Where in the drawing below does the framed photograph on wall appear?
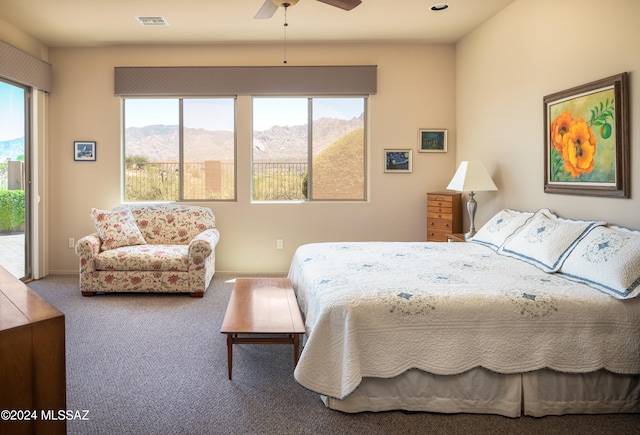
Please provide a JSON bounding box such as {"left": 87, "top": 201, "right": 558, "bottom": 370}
{"left": 418, "top": 129, "right": 447, "bottom": 153}
{"left": 74, "top": 141, "right": 96, "bottom": 161}
{"left": 384, "top": 149, "right": 412, "bottom": 173}
{"left": 544, "top": 72, "right": 629, "bottom": 198}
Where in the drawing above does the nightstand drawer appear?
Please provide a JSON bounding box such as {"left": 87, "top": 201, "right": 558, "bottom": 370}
{"left": 427, "top": 211, "right": 453, "bottom": 220}
{"left": 427, "top": 229, "right": 449, "bottom": 242}
{"left": 427, "top": 203, "right": 453, "bottom": 213}
{"left": 427, "top": 199, "right": 453, "bottom": 209}
{"left": 427, "top": 194, "right": 453, "bottom": 203}
{"left": 427, "top": 218, "right": 455, "bottom": 230}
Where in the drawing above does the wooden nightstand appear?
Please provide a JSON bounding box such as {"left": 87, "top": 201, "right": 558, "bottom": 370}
{"left": 426, "top": 191, "right": 462, "bottom": 242}
{"left": 446, "top": 233, "right": 466, "bottom": 242}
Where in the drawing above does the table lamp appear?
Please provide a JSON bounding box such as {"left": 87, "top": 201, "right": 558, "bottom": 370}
{"left": 446, "top": 161, "right": 498, "bottom": 240}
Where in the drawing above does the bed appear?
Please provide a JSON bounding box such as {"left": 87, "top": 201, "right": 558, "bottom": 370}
{"left": 287, "top": 208, "right": 640, "bottom": 417}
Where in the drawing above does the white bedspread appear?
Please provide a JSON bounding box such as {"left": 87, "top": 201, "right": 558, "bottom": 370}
{"left": 287, "top": 242, "right": 640, "bottom": 400}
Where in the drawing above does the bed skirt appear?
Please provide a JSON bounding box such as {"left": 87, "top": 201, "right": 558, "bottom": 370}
{"left": 321, "top": 368, "right": 640, "bottom": 417}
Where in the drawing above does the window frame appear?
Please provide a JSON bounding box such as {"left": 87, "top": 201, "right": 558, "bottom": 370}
{"left": 121, "top": 96, "right": 237, "bottom": 202}
{"left": 250, "top": 95, "right": 368, "bottom": 203}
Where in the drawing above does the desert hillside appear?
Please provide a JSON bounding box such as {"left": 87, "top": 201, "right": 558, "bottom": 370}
{"left": 125, "top": 114, "right": 364, "bottom": 163}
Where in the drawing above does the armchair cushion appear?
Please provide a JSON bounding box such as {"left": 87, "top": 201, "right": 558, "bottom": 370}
{"left": 90, "top": 208, "right": 147, "bottom": 251}
{"left": 94, "top": 245, "right": 189, "bottom": 272}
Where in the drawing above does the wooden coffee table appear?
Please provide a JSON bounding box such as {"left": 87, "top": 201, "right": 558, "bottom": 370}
{"left": 220, "top": 278, "right": 305, "bottom": 380}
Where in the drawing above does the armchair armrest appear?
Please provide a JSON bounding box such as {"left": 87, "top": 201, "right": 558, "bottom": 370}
{"left": 75, "top": 233, "right": 101, "bottom": 274}
{"left": 188, "top": 228, "right": 220, "bottom": 294}
{"left": 75, "top": 233, "right": 101, "bottom": 258}
{"left": 188, "top": 228, "right": 220, "bottom": 260}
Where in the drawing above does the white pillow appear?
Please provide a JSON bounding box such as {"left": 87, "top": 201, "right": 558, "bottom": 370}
{"left": 470, "top": 208, "right": 535, "bottom": 250}
{"left": 90, "top": 208, "right": 147, "bottom": 251}
{"left": 559, "top": 225, "right": 640, "bottom": 299}
{"left": 498, "top": 209, "right": 605, "bottom": 272}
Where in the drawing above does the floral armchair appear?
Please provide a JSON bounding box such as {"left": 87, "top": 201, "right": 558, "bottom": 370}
{"left": 75, "top": 204, "right": 220, "bottom": 297}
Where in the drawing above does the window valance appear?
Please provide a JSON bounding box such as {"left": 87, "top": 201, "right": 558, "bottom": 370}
{"left": 114, "top": 65, "right": 376, "bottom": 96}
{"left": 0, "top": 40, "right": 52, "bottom": 92}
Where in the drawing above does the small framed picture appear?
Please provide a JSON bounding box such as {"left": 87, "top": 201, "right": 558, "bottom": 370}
{"left": 384, "top": 149, "right": 412, "bottom": 173}
{"left": 418, "top": 129, "right": 447, "bottom": 153}
{"left": 74, "top": 141, "right": 96, "bottom": 161}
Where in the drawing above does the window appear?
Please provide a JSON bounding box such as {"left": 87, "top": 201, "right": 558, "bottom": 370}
{"left": 252, "top": 97, "right": 366, "bottom": 201}
{"left": 0, "top": 78, "right": 30, "bottom": 279}
{"left": 123, "top": 98, "right": 235, "bottom": 201}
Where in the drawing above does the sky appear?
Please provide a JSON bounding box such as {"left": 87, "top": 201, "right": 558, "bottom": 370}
{"left": 0, "top": 81, "right": 25, "bottom": 141}
{"left": 253, "top": 97, "right": 364, "bottom": 130}
{"left": 124, "top": 97, "right": 364, "bottom": 131}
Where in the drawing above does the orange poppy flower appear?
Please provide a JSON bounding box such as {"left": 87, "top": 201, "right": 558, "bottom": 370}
{"left": 550, "top": 111, "right": 573, "bottom": 153}
{"left": 561, "top": 119, "right": 597, "bottom": 177}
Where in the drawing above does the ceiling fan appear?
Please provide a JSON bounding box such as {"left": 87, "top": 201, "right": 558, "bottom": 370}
{"left": 254, "top": 0, "right": 362, "bottom": 20}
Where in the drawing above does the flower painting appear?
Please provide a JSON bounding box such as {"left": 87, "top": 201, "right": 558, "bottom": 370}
{"left": 544, "top": 73, "right": 629, "bottom": 198}
{"left": 549, "top": 91, "right": 612, "bottom": 181}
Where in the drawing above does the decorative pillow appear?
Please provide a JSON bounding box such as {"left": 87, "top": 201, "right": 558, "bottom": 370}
{"left": 90, "top": 208, "right": 147, "bottom": 251}
{"left": 559, "top": 225, "right": 640, "bottom": 299}
{"left": 498, "top": 209, "right": 605, "bottom": 272}
{"left": 470, "top": 208, "right": 536, "bottom": 250}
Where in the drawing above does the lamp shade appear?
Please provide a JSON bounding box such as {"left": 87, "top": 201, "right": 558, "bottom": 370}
{"left": 446, "top": 161, "right": 497, "bottom": 192}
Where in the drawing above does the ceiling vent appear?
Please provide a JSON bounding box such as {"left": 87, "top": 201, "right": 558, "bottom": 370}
{"left": 136, "top": 16, "right": 169, "bottom": 26}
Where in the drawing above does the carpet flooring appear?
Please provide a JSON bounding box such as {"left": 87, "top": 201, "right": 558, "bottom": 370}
{"left": 27, "top": 274, "right": 640, "bottom": 435}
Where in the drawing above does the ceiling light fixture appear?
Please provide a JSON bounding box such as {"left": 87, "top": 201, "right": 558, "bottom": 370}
{"left": 273, "top": 0, "right": 299, "bottom": 6}
{"left": 280, "top": 2, "right": 298, "bottom": 64}
{"left": 429, "top": 3, "right": 449, "bottom": 12}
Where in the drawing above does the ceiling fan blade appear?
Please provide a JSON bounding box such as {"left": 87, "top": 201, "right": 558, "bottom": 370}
{"left": 316, "top": 0, "right": 362, "bottom": 11}
{"left": 254, "top": 0, "right": 279, "bottom": 19}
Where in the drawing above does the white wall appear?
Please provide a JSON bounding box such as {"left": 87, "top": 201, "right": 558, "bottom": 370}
{"left": 47, "top": 42, "right": 458, "bottom": 274}
{"left": 456, "top": 0, "right": 640, "bottom": 229}
{"left": 0, "top": 17, "right": 48, "bottom": 60}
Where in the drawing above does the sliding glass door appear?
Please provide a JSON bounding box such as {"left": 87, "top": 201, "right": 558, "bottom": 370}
{"left": 0, "top": 79, "right": 30, "bottom": 280}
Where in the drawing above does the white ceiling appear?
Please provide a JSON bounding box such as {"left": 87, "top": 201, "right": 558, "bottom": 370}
{"left": 0, "top": 0, "right": 515, "bottom": 47}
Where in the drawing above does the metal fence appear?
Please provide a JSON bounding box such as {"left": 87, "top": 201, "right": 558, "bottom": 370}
{"left": 124, "top": 162, "right": 308, "bottom": 201}
{"left": 0, "top": 165, "right": 6, "bottom": 191}
{"left": 252, "top": 162, "right": 307, "bottom": 200}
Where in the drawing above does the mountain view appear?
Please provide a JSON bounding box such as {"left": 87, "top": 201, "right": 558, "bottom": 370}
{"left": 125, "top": 114, "right": 364, "bottom": 163}
{"left": 0, "top": 137, "right": 25, "bottom": 161}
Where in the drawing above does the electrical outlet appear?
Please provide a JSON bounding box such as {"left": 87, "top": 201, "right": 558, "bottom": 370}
{"left": 276, "top": 239, "right": 284, "bottom": 250}
{"left": 68, "top": 238, "right": 75, "bottom": 249}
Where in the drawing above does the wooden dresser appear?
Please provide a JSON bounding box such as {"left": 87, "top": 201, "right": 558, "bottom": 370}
{"left": 0, "top": 266, "right": 66, "bottom": 435}
{"left": 426, "top": 191, "right": 462, "bottom": 242}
